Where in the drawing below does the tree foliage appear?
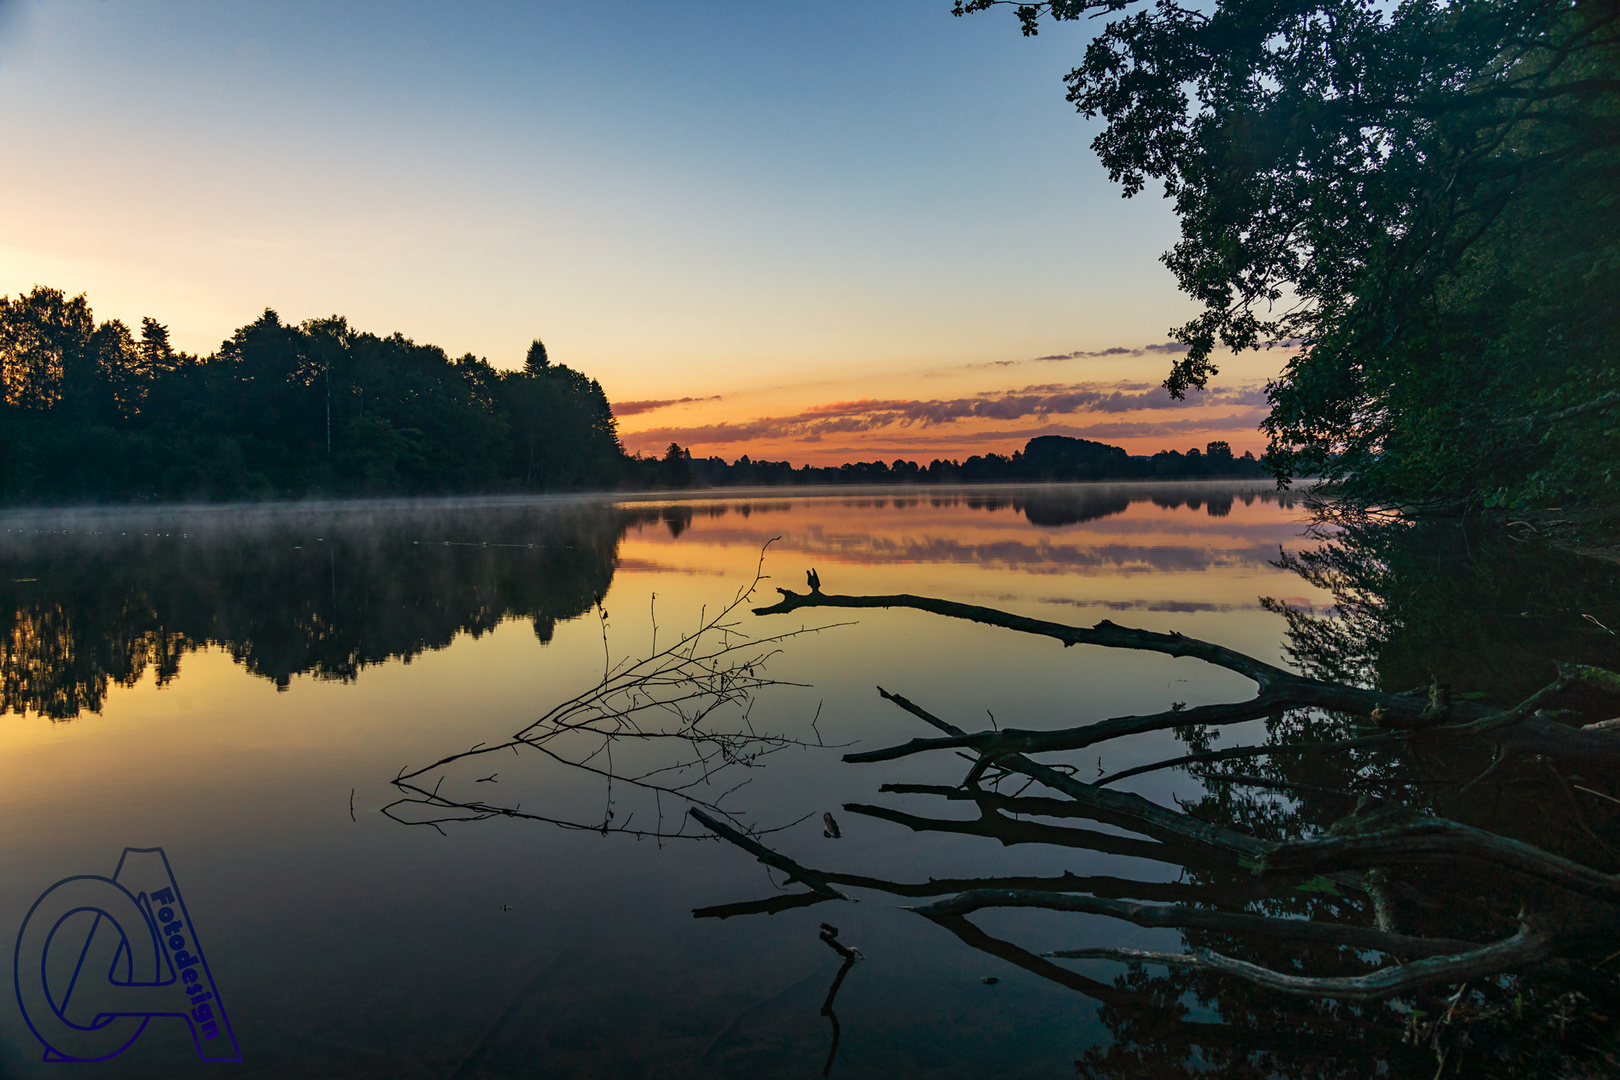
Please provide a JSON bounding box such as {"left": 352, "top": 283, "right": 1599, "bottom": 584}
{"left": 687, "top": 436, "right": 1265, "bottom": 486}
{"left": 0, "top": 288, "right": 624, "bottom": 500}
{"left": 959, "top": 0, "right": 1620, "bottom": 509}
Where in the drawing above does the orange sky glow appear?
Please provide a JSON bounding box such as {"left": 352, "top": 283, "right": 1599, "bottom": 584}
{"left": 0, "top": 2, "right": 1291, "bottom": 470}
{"left": 611, "top": 344, "right": 1289, "bottom": 466}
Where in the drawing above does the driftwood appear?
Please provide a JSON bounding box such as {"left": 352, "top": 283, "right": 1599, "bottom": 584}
{"left": 754, "top": 586, "right": 1620, "bottom": 768}
{"left": 680, "top": 576, "right": 1620, "bottom": 1008}
{"left": 1043, "top": 921, "right": 1552, "bottom": 1002}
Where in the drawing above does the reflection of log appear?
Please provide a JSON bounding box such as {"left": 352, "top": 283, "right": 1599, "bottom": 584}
{"left": 873, "top": 687, "right": 1272, "bottom": 858}
{"left": 1095, "top": 730, "right": 1413, "bottom": 787}
{"left": 844, "top": 692, "right": 1297, "bottom": 763}
{"left": 926, "top": 912, "right": 1352, "bottom": 1057}
{"left": 688, "top": 807, "right": 848, "bottom": 899}
{"left": 1261, "top": 818, "right": 1620, "bottom": 903}
{"left": 692, "top": 864, "right": 1269, "bottom": 920}
{"left": 845, "top": 801, "right": 1223, "bottom": 867}
{"left": 689, "top": 761, "right": 1568, "bottom": 1005}
{"left": 913, "top": 889, "right": 1482, "bottom": 957}
{"left": 684, "top": 579, "right": 1620, "bottom": 1017}
{"left": 1050, "top": 921, "right": 1551, "bottom": 1002}
{"left": 694, "top": 892, "right": 834, "bottom": 920}
{"left": 920, "top": 912, "right": 1162, "bottom": 1008}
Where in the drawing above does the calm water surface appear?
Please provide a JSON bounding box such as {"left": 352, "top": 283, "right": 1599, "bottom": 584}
{"left": 1, "top": 482, "right": 1324, "bottom": 1078}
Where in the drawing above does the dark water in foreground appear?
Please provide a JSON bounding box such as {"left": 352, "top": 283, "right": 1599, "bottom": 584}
{"left": 3, "top": 482, "right": 1617, "bottom": 1078}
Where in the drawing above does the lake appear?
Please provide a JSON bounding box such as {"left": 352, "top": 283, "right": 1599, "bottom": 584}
{"left": 5, "top": 481, "right": 1609, "bottom": 1078}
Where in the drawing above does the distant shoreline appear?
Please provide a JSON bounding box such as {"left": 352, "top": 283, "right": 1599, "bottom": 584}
{"left": 0, "top": 476, "right": 1296, "bottom": 522}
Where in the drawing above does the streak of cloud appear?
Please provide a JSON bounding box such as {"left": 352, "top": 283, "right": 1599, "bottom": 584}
{"left": 623, "top": 383, "right": 1268, "bottom": 447}
{"left": 1034, "top": 341, "right": 1192, "bottom": 362}
{"left": 612, "top": 395, "right": 722, "bottom": 417}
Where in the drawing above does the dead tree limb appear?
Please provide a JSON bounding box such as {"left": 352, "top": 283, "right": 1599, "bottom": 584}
{"left": 872, "top": 687, "right": 1273, "bottom": 858}
{"left": 754, "top": 588, "right": 1620, "bottom": 768}
{"left": 755, "top": 589, "right": 1296, "bottom": 688}
{"left": 843, "top": 800, "right": 1227, "bottom": 866}
{"left": 1095, "top": 731, "right": 1414, "bottom": 787}
{"left": 1047, "top": 922, "right": 1553, "bottom": 1002}
{"left": 1260, "top": 818, "right": 1620, "bottom": 904}
{"left": 687, "top": 807, "right": 848, "bottom": 899}
{"left": 844, "top": 690, "right": 1300, "bottom": 764}
{"left": 694, "top": 866, "right": 1273, "bottom": 920}
{"left": 911, "top": 889, "right": 1482, "bottom": 956}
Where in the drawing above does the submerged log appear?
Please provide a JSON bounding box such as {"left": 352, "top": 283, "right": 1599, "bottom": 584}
{"left": 704, "top": 579, "right": 1620, "bottom": 1005}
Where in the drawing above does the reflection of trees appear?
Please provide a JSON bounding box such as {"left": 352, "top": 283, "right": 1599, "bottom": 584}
{"left": 374, "top": 520, "right": 1620, "bottom": 1075}
{"left": 942, "top": 482, "right": 1293, "bottom": 528}
{"left": 1264, "top": 508, "right": 1620, "bottom": 703}
{"left": 0, "top": 502, "right": 660, "bottom": 719}
{"left": 677, "top": 567, "right": 1620, "bottom": 1078}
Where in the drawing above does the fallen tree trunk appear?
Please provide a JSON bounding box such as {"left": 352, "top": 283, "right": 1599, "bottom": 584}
{"left": 686, "top": 578, "right": 1620, "bottom": 1007}
{"left": 756, "top": 587, "right": 1620, "bottom": 768}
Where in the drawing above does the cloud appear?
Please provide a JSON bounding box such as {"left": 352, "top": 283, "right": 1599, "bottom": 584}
{"left": 623, "top": 382, "right": 1268, "bottom": 448}
{"left": 612, "top": 395, "right": 722, "bottom": 417}
{"left": 990, "top": 341, "right": 1194, "bottom": 367}
{"left": 826, "top": 407, "right": 1271, "bottom": 447}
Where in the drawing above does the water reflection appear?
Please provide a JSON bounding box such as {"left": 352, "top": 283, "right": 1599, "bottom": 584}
{"left": 4, "top": 482, "right": 1428, "bottom": 1079}
{"left": 0, "top": 483, "right": 1292, "bottom": 720}
{"left": 676, "top": 523, "right": 1620, "bottom": 1078}
{"left": 0, "top": 501, "right": 664, "bottom": 719}
{"left": 379, "top": 498, "right": 1617, "bottom": 1079}
{"left": 1267, "top": 509, "right": 1620, "bottom": 702}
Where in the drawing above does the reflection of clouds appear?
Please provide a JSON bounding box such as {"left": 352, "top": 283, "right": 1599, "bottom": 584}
{"left": 621, "top": 485, "right": 1302, "bottom": 552}
{"left": 619, "top": 483, "right": 1297, "bottom": 530}
{"left": 617, "top": 485, "right": 1308, "bottom": 576}
{"left": 649, "top": 526, "right": 1282, "bottom": 576}
{"left": 613, "top": 558, "right": 728, "bottom": 576}
{"left": 612, "top": 485, "right": 1308, "bottom": 579}
{"left": 1040, "top": 597, "right": 1262, "bottom": 613}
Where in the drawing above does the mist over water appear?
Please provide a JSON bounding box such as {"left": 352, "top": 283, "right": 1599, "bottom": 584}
{"left": 0, "top": 481, "right": 1348, "bottom": 1077}
{"left": 1, "top": 483, "right": 1297, "bottom": 720}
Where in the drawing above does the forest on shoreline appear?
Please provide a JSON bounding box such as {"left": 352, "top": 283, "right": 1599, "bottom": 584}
{"left": 6, "top": 0, "right": 1615, "bottom": 516}
{"left": 0, "top": 288, "right": 623, "bottom": 503}
{"left": 0, "top": 287, "right": 1264, "bottom": 505}
{"left": 957, "top": 0, "right": 1617, "bottom": 517}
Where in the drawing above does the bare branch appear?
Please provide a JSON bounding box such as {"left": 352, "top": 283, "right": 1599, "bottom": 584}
{"left": 755, "top": 588, "right": 1294, "bottom": 688}
{"left": 688, "top": 807, "right": 848, "bottom": 900}
{"left": 845, "top": 689, "right": 1299, "bottom": 764}
{"left": 1095, "top": 729, "right": 1413, "bottom": 787}
{"left": 868, "top": 687, "right": 1274, "bottom": 858}
{"left": 912, "top": 889, "right": 1482, "bottom": 956}
{"left": 1262, "top": 819, "right": 1620, "bottom": 904}
{"left": 1047, "top": 922, "right": 1552, "bottom": 1001}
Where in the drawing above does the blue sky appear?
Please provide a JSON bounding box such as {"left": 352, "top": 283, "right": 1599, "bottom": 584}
{"left": 0, "top": 0, "right": 1276, "bottom": 461}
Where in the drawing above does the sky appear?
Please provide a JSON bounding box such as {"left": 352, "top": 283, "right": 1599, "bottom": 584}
{"left": 0, "top": 0, "right": 1287, "bottom": 465}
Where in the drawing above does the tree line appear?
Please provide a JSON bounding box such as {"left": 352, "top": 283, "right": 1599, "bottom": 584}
{"left": 0, "top": 287, "right": 624, "bottom": 501}
{"left": 0, "top": 288, "right": 1272, "bottom": 503}
{"left": 961, "top": 0, "right": 1619, "bottom": 512}
{"left": 667, "top": 434, "right": 1266, "bottom": 487}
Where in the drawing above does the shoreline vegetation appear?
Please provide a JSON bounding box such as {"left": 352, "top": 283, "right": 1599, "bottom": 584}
{"left": 0, "top": 286, "right": 1264, "bottom": 507}
{"left": 956, "top": 0, "right": 1618, "bottom": 517}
